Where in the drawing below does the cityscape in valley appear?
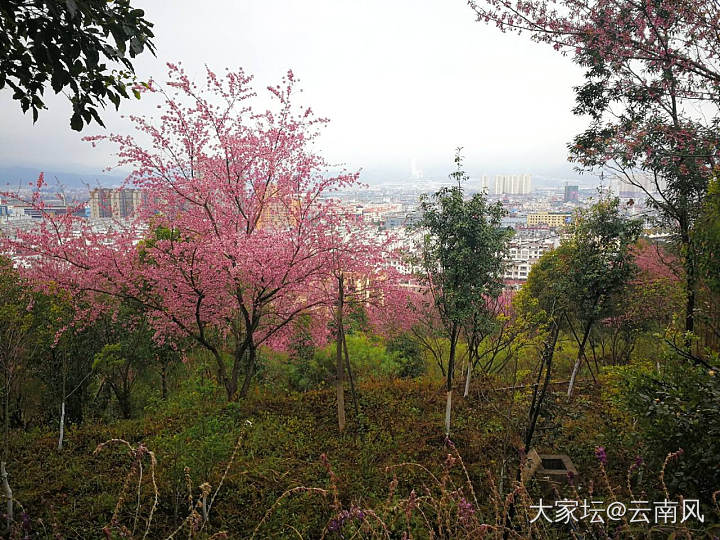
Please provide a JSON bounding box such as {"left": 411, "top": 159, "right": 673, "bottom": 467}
{"left": 0, "top": 171, "right": 665, "bottom": 288}
{"left": 1, "top": 1, "right": 719, "bottom": 539}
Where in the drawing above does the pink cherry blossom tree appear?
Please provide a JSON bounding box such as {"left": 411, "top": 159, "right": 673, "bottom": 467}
{"left": 2, "top": 64, "right": 367, "bottom": 401}
{"left": 598, "top": 241, "right": 683, "bottom": 365}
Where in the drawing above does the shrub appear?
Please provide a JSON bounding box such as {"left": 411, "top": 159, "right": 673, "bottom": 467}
{"left": 386, "top": 333, "right": 425, "bottom": 378}
{"left": 619, "top": 359, "right": 720, "bottom": 501}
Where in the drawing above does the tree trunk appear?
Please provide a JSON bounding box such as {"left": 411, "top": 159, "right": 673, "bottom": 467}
{"left": 336, "top": 274, "right": 346, "bottom": 432}
{"left": 238, "top": 345, "right": 256, "bottom": 399}
{"left": 684, "top": 241, "right": 696, "bottom": 335}
{"left": 567, "top": 319, "right": 593, "bottom": 397}
{"left": 342, "top": 329, "right": 359, "bottom": 418}
{"left": 3, "top": 369, "right": 8, "bottom": 460}
{"left": 201, "top": 491, "right": 209, "bottom": 523}
{"left": 611, "top": 328, "right": 620, "bottom": 365}
{"left": 161, "top": 363, "right": 168, "bottom": 400}
{"left": 57, "top": 401, "right": 65, "bottom": 451}
{"left": 504, "top": 323, "right": 559, "bottom": 539}
{"left": 58, "top": 366, "right": 66, "bottom": 450}
{"left": 2, "top": 363, "right": 10, "bottom": 534}
{"left": 463, "top": 354, "right": 472, "bottom": 398}
{"left": 107, "top": 379, "right": 133, "bottom": 420}
{"left": 118, "top": 391, "right": 132, "bottom": 420}
{"left": 445, "top": 324, "right": 458, "bottom": 436}
{"left": 444, "top": 390, "right": 453, "bottom": 436}
{"left": 567, "top": 361, "right": 581, "bottom": 398}
{"left": 210, "top": 347, "right": 235, "bottom": 401}
{"left": 1, "top": 462, "right": 11, "bottom": 534}
{"left": 525, "top": 324, "right": 559, "bottom": 451}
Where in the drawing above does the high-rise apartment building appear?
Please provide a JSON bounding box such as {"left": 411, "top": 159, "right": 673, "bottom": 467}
{"left": 564, "top": 185, "right": 579, "bottom": 202}
{"left": 479, "top": 175, "right": 492, "bottom": 192}
{"left": 89, "top": 188, "right": 144, "bottom": 219}
{"left": 494, "top": 174, "right": 531, "bottom": 195}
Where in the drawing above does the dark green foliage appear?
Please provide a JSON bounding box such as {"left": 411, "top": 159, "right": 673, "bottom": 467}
{"left": 386, "top": 333, "right": 425, "bottom": 378}
{"left": 0, "top": 0, "right": 155, "bottom": 129}
{"left": 0, "top": 257, "right": 40, "bottom": 442}
{"left": 521, "top": 195, "right": 643, "bottom": 329}
{"left": 696, "top": 177, "right": 720, "bottom": 295}
{"left": 562, "top": 196, "right": 643, "bottom": 323}
{"left": 620, "top": 361, "right": 720, "bottom": 501}
{"left": 693, "top": 178, "right": 720, "bottom": 348}
{"left": 346, "top": 301, "right": 370, "bottom": 334}
{"left": 90, "top": 304, "right": 179, "bottom": 419}
{"left": 0, "top": 258, "right": 109, "bottom": 431}
{"left": 40, "top": 321, "right": 100, "bottom": 426}
{"left": 415, "top": 151, "right": 512, "bottom": 331}
{"left": 285, "top": 315, "right": 318, "bottom": 390}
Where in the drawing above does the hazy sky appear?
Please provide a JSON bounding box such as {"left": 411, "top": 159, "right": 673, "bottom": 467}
{"left": 0, "top": 0, "right": 590, "bottom": 182}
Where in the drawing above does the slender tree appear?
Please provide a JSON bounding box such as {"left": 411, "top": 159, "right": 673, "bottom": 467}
{"left": 321, "top": 213, "right": 398, "bottom": 431}
{"left": 0, "top": 258, "right": 44, "bottom": 531}
{"left": 563, "top": 196, "right": 642, "bottom": 395}
{"left": 415, "top": 149, "right": 512, "bottom": 434}
{"left": 517, "top": 196, "right": 642, "bottom": 395}
{"left": 694, "top": 178, "right": 720, "bottom": 347}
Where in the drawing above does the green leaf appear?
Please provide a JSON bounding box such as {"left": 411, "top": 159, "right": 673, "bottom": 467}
{"left": 70, "top": 111, "right": 83, "bottom": 131}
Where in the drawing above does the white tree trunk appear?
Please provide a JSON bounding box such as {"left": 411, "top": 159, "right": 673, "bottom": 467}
{"left": 58, "top": 401, "right": 65, "bottom": 451}
{"left": 444, "top": 390, "right": 453, "bottom": 436}
{"left": 567, "top": 358, "right": 581, "bottom": 397}
{"left": 202, "top": 492, "right": 208, "bottom": 522}
{"left": 1, "top": 462, "right": 12, "bottom": 532}
{"left": 463, "top": 360, "right": 472, "bottom": 398}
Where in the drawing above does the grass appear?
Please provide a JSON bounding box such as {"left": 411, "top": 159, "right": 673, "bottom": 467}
{"left": 6, "top": 373, "right": 717, "bottom": 538}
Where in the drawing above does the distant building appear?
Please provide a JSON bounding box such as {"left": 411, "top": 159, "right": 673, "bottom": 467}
{"left": 478, "top": 175, "right": 492, "bottom": 192}
{"left": 564, "top": 185, "right": 579, "bottom": 203}
{"left": 503, "top": 238, "right": 557, "bottom": 283}
{"left": 89, "top": 188, "right": 144, "bottom": 219}
{"left": 19, "top": 205, "right": 85, "bottom": 219}
{"left": 526, "top": 212, "right": 573, "bottom": 227}
{"left": 382, "top": 211, "right": 419, "bottom": 229}
{"left": 89, "top": 188, "right": 111, "bottom": 218}
{"left": 410, "top": 158, "right": 423, "bottom": 180}
{"left": 258, "top": 198, "right": 300, "bottom": 229}
{"left": 494, "top": 174, "right": 531, "bottom": 195}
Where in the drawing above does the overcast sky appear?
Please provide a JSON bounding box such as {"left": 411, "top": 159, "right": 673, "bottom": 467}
{"left": 0, "top": 0, "right": 590, "bottom": 183}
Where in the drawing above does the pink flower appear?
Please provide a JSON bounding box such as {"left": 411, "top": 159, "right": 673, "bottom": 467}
{"left": 595, "top": 446, "right": 607, "bottom": 465}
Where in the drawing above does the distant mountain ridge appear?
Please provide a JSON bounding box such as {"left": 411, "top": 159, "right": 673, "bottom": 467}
{"left": 0, "top": 165, "right": 596, "bottom": 191}
{"left": 0, "top": 166, "right": 127, "bottom": 189}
